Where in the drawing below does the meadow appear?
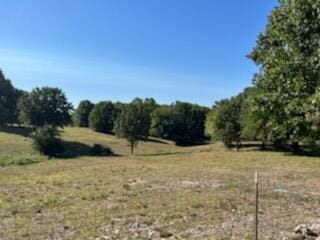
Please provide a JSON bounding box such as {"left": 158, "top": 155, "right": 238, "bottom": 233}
{"left": 0, "top": 127, "right": 320, "bottom": 239}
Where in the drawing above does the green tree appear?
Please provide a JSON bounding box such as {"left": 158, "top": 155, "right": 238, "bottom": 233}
{"left": 73, "top": 100, "right": 94, "bottom": 127}
{"left": 89, "top": 101, "right": 115, "bottom": 133}
{"left": 114, "top": 100, "right": 149, "bottom": 154}
{"left": 11, "top": 89, "right": 27, "bottom": 125}
{"left": 18, "top": 87, "right": 73, "bottom": 127}
{"left": 150, "top": 105, "right": 177, "bottom": 139}
{"left": 0, "top": 70, "right": 16, "bottom": 126}
{"left": 113, "top": 101, "right": 126, "bottom": 123}
{"left": 204, "top": 105, "right": 221, "bottom": 141}
{"left": 171, "top": 102, "right": 208, "bottom": 145}
{"left": 150, "top": 102, "right": 208, "bottom": 145}
{"left": 213, "top": 97, "right": 242, "bottom": 150}
{"left": 240, "top": 87, "right": 269, "bottom": 149}
{"left": 143, "top": 97, "right": 158, "bottom": 131}
{"left": 248, "top": 0, "right": 320, "bottom": 150}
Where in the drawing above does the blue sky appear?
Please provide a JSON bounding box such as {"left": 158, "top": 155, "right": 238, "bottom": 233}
{"left": 0, "top": 0, "right": 277, "bottom": 107}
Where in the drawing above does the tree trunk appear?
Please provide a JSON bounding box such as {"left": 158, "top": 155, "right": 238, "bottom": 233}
{"left": 292, "top": 141, "right": 299, "bottom": 153}
{"left": 236, "top": 139, "right": 241, "bottom": 151}
{"left": 131, "top": 141, "right": 134, "bottom": 154}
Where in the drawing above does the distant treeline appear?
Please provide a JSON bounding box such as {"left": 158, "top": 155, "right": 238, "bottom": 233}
{"left": 0, "top": 70, "right": 209, "bottom": 153}
{"left": 1, "top": 0, "right": 319, "bottom": 154}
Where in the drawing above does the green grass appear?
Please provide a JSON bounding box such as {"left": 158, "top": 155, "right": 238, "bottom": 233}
{"left": 1, "top": 127, "right": 320, "bottom": 239}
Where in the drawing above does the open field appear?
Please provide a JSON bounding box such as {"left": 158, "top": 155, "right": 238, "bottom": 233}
{"left": 1, "top": 127, "right": 320, "bottom": 239}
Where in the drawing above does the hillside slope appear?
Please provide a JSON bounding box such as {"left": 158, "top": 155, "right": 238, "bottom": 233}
{"left": 1, "top": 127, "right": 320, "bottom": 239}
{"left": 0, "top": 127, "right": 209, "bottom": 166}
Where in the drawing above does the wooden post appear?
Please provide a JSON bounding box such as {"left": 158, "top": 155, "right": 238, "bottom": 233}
{"left": 255, "top": 171, "right": 259, "bottom": 240}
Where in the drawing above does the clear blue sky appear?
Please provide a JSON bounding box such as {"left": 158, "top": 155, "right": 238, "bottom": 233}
{"left": 0, "top": 0, "right": 277, "bottom": 107}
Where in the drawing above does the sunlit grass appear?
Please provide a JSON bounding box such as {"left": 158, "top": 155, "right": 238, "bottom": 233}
{"left": 0, "top": 127, "right": 320, "bottom": 239}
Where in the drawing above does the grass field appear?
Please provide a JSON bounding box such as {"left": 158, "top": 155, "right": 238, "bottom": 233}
{"left": 1, "top": 127, "right": 320, "bottom": 239}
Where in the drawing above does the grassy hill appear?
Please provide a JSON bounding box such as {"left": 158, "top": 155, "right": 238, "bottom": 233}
{"left": 1, "top": 127, "right": 320, "bottom": 239}
{"left": 0, "top": 127, "right": 199, "bottom": 166}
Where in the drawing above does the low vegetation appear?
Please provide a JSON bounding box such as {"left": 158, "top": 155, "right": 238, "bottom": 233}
{"left": 1, "top": 126, "right": 320, "bottom": 239}
{"left": 32, "top": 125, "right": 64, "bottom": 157}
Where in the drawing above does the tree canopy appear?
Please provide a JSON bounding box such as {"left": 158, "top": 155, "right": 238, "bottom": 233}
{"left": 89, "top": 101, "right": 115, "bottom": 133}
{"left": 150, "top": 102, "right": 208, "bottom": 145}
{"left": 247, "top": 0, "right": 320, "bottom": 150}
{"left": 18, "top": 87, "right": 73, "bottom": 127}
{"left": 73, "top": 100, "right": 94, "bottom": 127}
{"left": 0, "top": 70, "right": 17, "bottom": 125}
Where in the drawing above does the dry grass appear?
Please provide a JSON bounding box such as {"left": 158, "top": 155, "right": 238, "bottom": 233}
{"left": 0, "top": 127, "right": 320, "bottom": 239}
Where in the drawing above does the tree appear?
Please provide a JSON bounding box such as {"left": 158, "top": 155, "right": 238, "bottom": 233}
{"left": 150, "top": 105, "right": 177, "bottom": 139}
{"left": 113, "top": 101, "right": 126, "bottom": 123}
{"left": 170, "top": 102, "right": 208, "bottom": 145}
{"left": 18, "top": 87, "right": 73, "bottom": 127}
{"left": 150, "top": 102, "right": 208, "bottom": 145}
{"left": 213, "top": 97, "right": 242, "bottom": 150}
{"left": 89, "top": 101, "right": 115, "bottom": 133}
{"left": 248, "top": 0, "right": 320, "bottom": 150}
{"left": 240, "top": 87, "right": 269, "bottom": 149}
{"left": 114, "top": 100, "right": 149, "bottom": 154}
{"left": 0, "top": 70, "right": 16, "bottom": 126}
{"left": 73, "top": 100, "right": 94, "bottom": 127}
{"left": 204, "top": 106, "right": 219, "bottom": 140}
{"left": 11, "top": 89, "right": 27, "bottom": 125}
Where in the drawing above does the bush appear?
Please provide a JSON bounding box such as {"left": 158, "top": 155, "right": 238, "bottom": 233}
{"left": 90, "top": 144, "right": 113, "bottom": 156}
{"left": 32, "top": 125, "right": 64, "bottom": 157}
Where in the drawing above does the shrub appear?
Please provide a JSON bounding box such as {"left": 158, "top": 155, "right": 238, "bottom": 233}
{"left": 32, "top": 125, "right": 64, "bottom": 157}
{"left": 90, "top": 144, "right": 113, "bottom": 156}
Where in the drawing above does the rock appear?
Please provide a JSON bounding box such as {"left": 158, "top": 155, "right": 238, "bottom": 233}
{"left": 294, "top": 224, "right": 308, "bottom": 234}
{"left": 290, "top": 233, "right": 304, "bottom": 240}
{"left": 147, "top": 230, "right": 154, "bottom": 240}
{"left": 291, "top": 220, "right": 320, "bottom": 240}
{"left": 305, "top": 236, "right": 317, "bottom": 240}
{"left": 310, "top": 220, "right": 320, "bottom": 235}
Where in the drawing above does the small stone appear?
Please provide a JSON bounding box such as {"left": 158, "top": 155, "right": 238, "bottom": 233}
{"left": 305, "top": 236, "right": 317, "bottom": 240}
{"left": 147, "top": 230, "right": 154, "bottom": 240}
{"left": 294, "top": 224, "right": 308, "bottom": 234}
{"left": 310, "top": 222, "right": 320, "bottom": 235}
{"left": 290, "top": 233, "right": 304, "bottom": 240}
{"left": 63, "top": 225, "right": 70, "bottom": 230}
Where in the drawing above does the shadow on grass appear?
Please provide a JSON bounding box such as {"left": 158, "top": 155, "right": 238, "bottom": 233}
{"left": 136, "top": 151, "right": 189, "bottom": 157}
{"left": 58, "top": 140, "right": 117, "bottom": 159}
{"left": 0, "top": 125, "right": 33, "bottom": 137}
{"left": 236, "top": 142, "right": 320, "bottom": 157}
{"left": 283, "top": 148, "right": 320, "bottom": 158}
{"left": 175, "top": 140, "right": 210, "bottom": 147}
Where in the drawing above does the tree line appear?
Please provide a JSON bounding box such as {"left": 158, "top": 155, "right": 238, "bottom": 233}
{"left": 73, "top": 98, "right": 209, "bottom": 153}
{"left": 1, "top": 0, "right": 319, "bottom": 155}
{"left": 0, "top": 71, "right": 209, "bottom": 155}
